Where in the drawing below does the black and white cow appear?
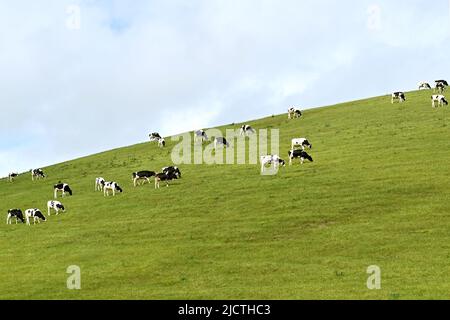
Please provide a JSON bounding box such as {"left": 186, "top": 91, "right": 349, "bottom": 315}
{"left": 149, "top": 132, "right": 162, "bottom": 142}
{"left": 95, "top": 177, "right": 106, "bottom": 191}
{"left": 391, "top": 92, "right": 406, "bottom": 104}
{"left": 418, "top": 82, "right": 431, "bottom": 90}
{"left": 288, "top": 107, "right": 302, "bottom": 119}
{"left": 6, "top": 209, "right": 25, "bottom": 224}
{"left": 239, "top": 125, "right": 256, "bottom": 136}
{"left": 431, "top": 95, "right": 449, "bottom": 108}
{"left": 47, "top": 200, "right": 65, "bottom": 216}
{"left": 291, "top": 138, "right": 312, "bottom": 151}
{"left": 104, "top": 181, "right": 123, "bottom": 196}
{"left": 31, "top": 169, "right": 45, "bottom": 181}
{"left": 214, "top": 137, "right": 230, "bottom": 149}
{"left": 157, "top": 137, "right": 166, "bottom": 148}
{"left": 54, "top": 183, "right": 73, "bottom": 199}
{"left": 435, "top": 80, "right": 449, "bottom": 86}
{"left": 260, "top": 155, "right": 286, "bottom": 173}
{"left": 132, "top": 171, "right": 156, "bottom": 186}
{"left": 195, "top": 130, "right": 209, "bottom": 142}
{"left": 436, "top": 82, "right": 446, "bottom": 94}
{"left": 24, "top": 208, "right": 46, "bottom": 225}
{"left": 162, "top": 166, "right": 181, "bottom": 179}
{"left": 8, "top": 173, "right": 18, "bottom": 182}
{"left": 288, "top": 149, "right": 314, "bottom": 165}
{"left": 154, "top": 172, "right": 179, "bottom": 189}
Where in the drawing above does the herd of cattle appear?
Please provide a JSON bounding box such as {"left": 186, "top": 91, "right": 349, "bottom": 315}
{"left": 5, "top": 166, "right": 183, "bottom": 226}
{"left": 5, "top": 79, "right": 448, "bottom": 225}
{"left": 394, "top": 80, "right": 448, "bottom": 107}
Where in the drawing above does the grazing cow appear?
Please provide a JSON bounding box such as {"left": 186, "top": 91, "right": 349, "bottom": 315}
{"left": 132, "top": 171, "right": 156, "bottom": 186}
{"left": 157, "top": 137, "right": 166, "bottom": 148}
{"left": 6, "top": 209, "right": 25, "bottom": 224}
{"left": 54, "top": 183, "right": 73, "bottom": 199}
{"left": 104, "top": 181, "right": 123, "bottom": 196}
{"left": 8, "top": 173, "right": 18, "bottom": 182}
{"left": 436, "top": 82, "right": 446, "bottom": 94}
{"left": 47, "top": 200, "right": 65, "bottom": 216}
{"left": 391, "top": 92, "right": 406, "bottom": 104}
{"left": 195, "top": 130, "right": 208, "bottom": 142}
{"left": 162, "top": 166, "right": 181, "bottom": 178}
{"left": 288, "top": 107, "right": 302, "bottom": 119}
{"left": 149, "top": 132, "right": 162, "bottom": 142}
{"left": 431, "top": 95, "right": 449, "bottom": 108}
{"left": 418, "top": 82, "right": 431, "bottom": 90}
{"left": 435, "top": 80, "right": 449, "bottom": 86}
{"left": 260, "top": 155, "right": 286, "bottom": 173}
{"left": 154, "top": 172, "right": 179, "bottom": 189}
{"left": 214, "top": 137, "right": 230, "bottom": 149}
{"left": 239, "top": 125, "right": 256, "bottom": 136}
{"left": 31, "top": 169, "right": 45, "bottom": 181}
{"left": 95, "top": 177, "right": 106, "bottom": 191}
{"left": 291, "top": 138, "right": 312, "bottom": 151}
{"left": 288, "top": 149, "right": 314, "bottom": 165}
{"left": 24, "top": 209, "right": 46, "bottom": 225}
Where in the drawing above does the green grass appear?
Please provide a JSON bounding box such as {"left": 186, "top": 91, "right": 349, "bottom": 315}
{"left": 2, "top": 90, "right": 450, "bottom": 300}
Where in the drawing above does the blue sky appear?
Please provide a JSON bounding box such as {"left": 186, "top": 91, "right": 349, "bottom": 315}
{"left": 1, "top": 0, "right": 449, "bottom": 177}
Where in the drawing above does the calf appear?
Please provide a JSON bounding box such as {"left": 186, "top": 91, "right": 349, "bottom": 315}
{"left": 431, "top": 95, "right": 449, "bottom": 108}
{"left": 391, "top": 92, "right": 406, "bottom": 104}
{"left": 288, "top": 149, "right": 314, "bottom": 165}
{"left": 214, "top": 137, "right": 230, "bottom": 149}
{"left": 54, "top": 183, "right": 73, "bottom": 199}
{"left": 288, "top": 107, "right": 302, "bottom": 119}
{"left": 162, "top": 166, "right": 181, "bottom": 178}
{"left": 418, "top": 82, "right": 431, "bottom": 90}
{"left": 95, "top": 177, "right": 106, "bottom": 191}
{"left": 291, "top": 138, "right": 312, "bottom": 151}
{"left": 6, "top": 209, "right": 25, "bottom": 224}
{"left": 195, "top": 130, "right": 208, "bottom": 142}
{"left": 260, "top": 155, "right": 286, "bottom": 173}
{"left": 239, "top": 125, "right": 256, "bottom": 136}
{"left": 132, "top": 171, "right": 156, "bottom": 187}
{"left": 104, "top": 181, "right": 123, "bottom": 196}
{"left": 149, "top": 132, "right": 162, "bottom": 141}
{"left": 47, "top": 200, "right": 65, "bottom": 216}
{"left": 24, "top": 208, "right": 46, "bottom": 225}
{"left": 31, "top": 169, "right": 45, "bottom": 181}
{"left": 8, "top": 173, "right": 18, "bottom": 182}
{"left": 154, "top": 172, "right": 178, "bottom": 189}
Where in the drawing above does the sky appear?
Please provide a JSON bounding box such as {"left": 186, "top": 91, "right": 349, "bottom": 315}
{"left": 1, "top": 0, "right": 449, "bottom": 177}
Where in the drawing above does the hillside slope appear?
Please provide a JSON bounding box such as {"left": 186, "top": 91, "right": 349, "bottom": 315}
{"left": 2, "top": 90, "right": 450, "bottom": 300}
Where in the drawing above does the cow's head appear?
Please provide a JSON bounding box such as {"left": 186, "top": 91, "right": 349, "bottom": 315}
{"left": 443, "top": 98, "right": 449, "bottom": 106}
{"left": 302, "top": 152, "right": 314, "bottom": 162}
{"left": 116, "top": 184, "right": 123, "bottom": 193}
{"left": 279, "top": 159, "right": 286, "bottom": 167}
{"left": 65, "top": 186, "right": 73, "bottom": 196}
{"left": 304, "top": 140, "right": 312, "bottom": 149}
{"left": 35, "top": 210, "right": 47, "bottom": 222}
{"left": 57, "top": 204, "right": 66, "bottom": 212}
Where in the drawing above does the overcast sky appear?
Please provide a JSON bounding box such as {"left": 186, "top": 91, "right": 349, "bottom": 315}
{"left": 1, "top": 0, "right": 449, "bottom": 177}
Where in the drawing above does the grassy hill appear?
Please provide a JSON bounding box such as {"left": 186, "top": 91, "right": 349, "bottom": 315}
{"left": 2, "top": 90, "right": 450, "bottom": 300}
